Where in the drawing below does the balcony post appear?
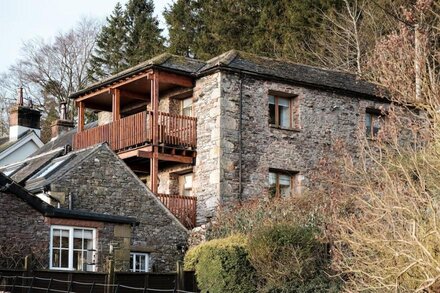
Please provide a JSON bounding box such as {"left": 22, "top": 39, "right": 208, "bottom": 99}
{"left": 111, "top": 88, "right": 121, "bottom": 121}
{"left": 150, "top": 72, "right": 159, "bottom": 194}
{"left": 77, "top": 101, "right": 84, "bottom": 132}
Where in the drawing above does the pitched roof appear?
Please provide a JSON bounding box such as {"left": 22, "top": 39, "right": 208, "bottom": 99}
{"left": 0, "top": 172, "right": 137, "bottom": 224}
{"left": 69, "top": 50, "right": 383, "bottom": 100}
{"left": 199, "top": 50, "right": 382, "bottom": 97}
{"left": 32, "top": 121, "right": 98, "bottom": 157}
{"left": 25, "top": 145, "right": 102, "bottom": 192}
{"left": 69, "top": 53, "right": 206, "bottom": 99}
{"left": 0, "top": 130, "right": 42, "bottom": 155}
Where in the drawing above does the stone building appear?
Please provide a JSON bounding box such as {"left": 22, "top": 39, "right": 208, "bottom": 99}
{"left": 0, "top": 143, "right": 187, "bottom": 272}
{"left": 68, "top": 50, "right": 389, "bottom": 225}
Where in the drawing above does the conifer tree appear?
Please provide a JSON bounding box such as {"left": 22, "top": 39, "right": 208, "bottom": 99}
{"left": 163, "top": 0, "right": 195, "bottom": 57}
{"left": 125, "top": 0, "right": 164, "bottom": 66}
{"left": 88, "top": 2, "right": 128, "bottom": 81}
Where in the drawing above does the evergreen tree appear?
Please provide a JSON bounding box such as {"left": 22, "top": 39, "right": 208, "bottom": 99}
{"left": 125, "top": 0, "right": 164, "bottom": 66}
{"left": 163, "top": 0, "right": 195, "bottom": 57}
{"left": 88, "top": 2, "right": 128, "bottom": 81}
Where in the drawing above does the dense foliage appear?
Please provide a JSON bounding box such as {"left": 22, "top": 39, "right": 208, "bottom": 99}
{"left": 184, "top": 235, "right": 256, "bottom": 293}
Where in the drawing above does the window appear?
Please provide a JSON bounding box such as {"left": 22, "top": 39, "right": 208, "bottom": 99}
{"left": 365, "top": 110, "right": 383, "bottom": 138}
{"left": 268, "top": 94, "right": 298, "bottom": 129}
{"left": 181, "top": 97, "right": 193, "bottom": 116}
{"left": 179, "top": 173, "right": 193, "bottom": 196}
{"left": 130, "top": 252, "right": 150, "bottom": 272}
{"left": 29, "top": 155, "right": 74, "bottom": 181}
{"left": 268, "top": 170, "right": 301, "bottom": 198}
{"left": 50, "top": 226, "right": 96, "bottom": 271}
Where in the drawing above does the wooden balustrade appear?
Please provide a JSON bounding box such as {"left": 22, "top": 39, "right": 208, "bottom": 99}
{"left": 73, "top": 111, "right": 197, "bottom": 151}
{"left": 157, "top": 194, "right": 197, "bottom": 229}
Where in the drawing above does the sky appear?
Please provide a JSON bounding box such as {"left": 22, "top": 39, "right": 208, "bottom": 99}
{"left": 0, "top": 0, "right": 173, "bottom": 73}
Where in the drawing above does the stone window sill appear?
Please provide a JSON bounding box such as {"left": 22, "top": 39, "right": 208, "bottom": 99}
{"left": 270, "top": 125, "right": 301, "bottom": 132}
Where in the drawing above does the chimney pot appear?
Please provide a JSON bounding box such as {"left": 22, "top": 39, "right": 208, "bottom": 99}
{"left": 17, "top": 87, "right": 23, "bottom": 106}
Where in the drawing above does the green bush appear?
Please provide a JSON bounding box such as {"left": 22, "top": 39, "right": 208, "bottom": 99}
{"left": 184, "top": 234, "right": 257, "bottom": 293}
{"left": 248, "top": 224, "right": 340, "bottom": 292}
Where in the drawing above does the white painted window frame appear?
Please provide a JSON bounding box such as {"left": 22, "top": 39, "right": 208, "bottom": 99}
{"left": 49, "top": 225, "right": 97, "bottom": 271}
{"left": 130, "top": 252, "right": 150, "bottom": 272}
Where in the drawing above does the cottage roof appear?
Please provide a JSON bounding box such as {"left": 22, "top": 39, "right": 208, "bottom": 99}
{"left": 0, "top": 172, "right": 137, "bottom": 224}
{"left": 69, "top": 50, "right": 383, "bottom": 100}
{"left": 0, "top": 130, "right": 43, "bottom": 156}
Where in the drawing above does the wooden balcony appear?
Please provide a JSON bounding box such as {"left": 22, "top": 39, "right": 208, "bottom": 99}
{"left": 157, "top": 194, "right": 197, "bottom": 229}
{"left": 72, "top": 111, "right": 197, "bottom": 152}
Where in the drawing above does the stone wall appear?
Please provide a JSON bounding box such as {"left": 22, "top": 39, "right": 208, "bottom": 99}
{"left": 50, "top": 144, "right": 188, "bottom": 272}
{"left": 0, "top": 191, "right": 49, "bottom": 269}
{"left": 219, "top": 72, "right": 390, "bottom": 202}
{"left": 0, "top": 191, "right": 130, "bottom": 272}
{"left": 192, "top": 73, "right": 222, "bottom": 223}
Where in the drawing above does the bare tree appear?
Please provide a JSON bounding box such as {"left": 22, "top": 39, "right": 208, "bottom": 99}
{"left": 0, "top": 17, "right": 100, "bottom": 122}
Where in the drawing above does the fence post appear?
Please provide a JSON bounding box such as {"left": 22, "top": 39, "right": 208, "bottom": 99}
{"left": 176, "top": 261, "right": 184, "bottom": 292}
{"left": 107, "top": 259, "right": 115, "bottom": 293}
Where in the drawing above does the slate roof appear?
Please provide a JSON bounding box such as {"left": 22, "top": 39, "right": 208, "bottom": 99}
{"left": 69, "top": 53, "right": 206, "bottom": 99}
{"left": 32, "top": 121, "right": 98, "bottom": 156}
{"left": 70, "top": 50, "right": 383, "bottom": 100}
{"left": 0, "top": 130, "right": 38, "bottom": 155}
{"left": 0, "top": 172, "right": 137, "bottom": 224}
{"left": 25, "top": 145, "right": 102, "bottom": 192}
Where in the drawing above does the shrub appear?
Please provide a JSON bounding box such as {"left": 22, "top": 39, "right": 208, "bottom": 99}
{"left": 248, "top": 223, "right": 339, "bottom": 292}
{"left": 184, "top": 234, "right": 256, "bottom": 293}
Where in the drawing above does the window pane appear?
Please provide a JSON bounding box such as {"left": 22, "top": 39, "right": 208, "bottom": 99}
{"left": 365, "top": 113, "right": 372, "bottom": 135}
{"left": 61, "top": 250, "right": 69, "bottom": 268}
{"left": 373, "top": 116, "right": 381, "bottom": 136}
{"left": 130, "top": 254, "right": 134, "bottom": 272}
{"left": 278, "top": 98, "right": 290, "bottom": 128}
{"left": 52, "top": 249, "right": 60, "bottom": 267}
{"left": 268, "top": 96, "right": 276, "bottom": 125}
{"left": 279, "top": 174, "right": 291, "bottom": 197}
{"left": 73, "top": 250, "right": 81, "bottom": 270}
{"left": 74, "top": 237, "right": 82, "bottom": 250}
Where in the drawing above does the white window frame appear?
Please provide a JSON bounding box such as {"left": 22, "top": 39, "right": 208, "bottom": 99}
{"left": 181, "top": 97, "right": 193, "bottom": 117}
{"left": 49, "top": 225, "right": 97, "bottom": 272}
{"left": 130, "top": 252, "right": 150, "bottom": 272}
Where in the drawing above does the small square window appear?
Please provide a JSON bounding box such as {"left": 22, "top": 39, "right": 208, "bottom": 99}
{"left": 365, "top": 110, "right": 384, "bottom": 138}
{"left": 130, "top": 252, "right": 150, "bottom": 272}
{"left": 268, "top": 94, "right": 298, "bottom": 129}
{"left": 268, "top": 170, "right": 301, "bottom": 198}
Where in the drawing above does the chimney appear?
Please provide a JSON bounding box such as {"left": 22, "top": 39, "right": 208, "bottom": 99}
{"left": 51, "top": 101, "right": 74, "bottom": 140}
{"left": 9, "top": 87, "right": 41, "bottom": 141}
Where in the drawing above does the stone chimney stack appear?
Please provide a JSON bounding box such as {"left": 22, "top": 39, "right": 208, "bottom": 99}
{"left": 9, "top": 87, "right": 41, "bottom": 141}
{"left": 51, "top": 101, "right": 74, "bottom": 140}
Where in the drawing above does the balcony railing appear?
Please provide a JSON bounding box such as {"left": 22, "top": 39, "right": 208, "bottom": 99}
{"left": 73, "top": 111, "right": 197, "bottom": 152}
{"left": 157, "top": 194, "right": 197, "bottom": 229}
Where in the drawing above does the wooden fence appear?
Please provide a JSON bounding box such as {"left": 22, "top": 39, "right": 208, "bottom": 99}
{"left": 0, "top": 267, "right": 198, "bottom": 293}
{"left": 157, "top": 194, "right": 197, "bottom": 229}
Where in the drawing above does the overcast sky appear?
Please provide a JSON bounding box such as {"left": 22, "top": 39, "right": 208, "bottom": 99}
{"left": 0, "top": 0, "right": 173, "bottom": 73}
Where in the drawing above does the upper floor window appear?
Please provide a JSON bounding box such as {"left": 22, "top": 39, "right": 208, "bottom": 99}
{"left": 130, "top": 252, "right": 150, "bottom": 272}
{"left": 268, "top": 94, "right": 298, "bottom": 129}
{"left": 181, "top": 97, "right": 193, "bottom": 116}
{"left": 179, "top": 173, "right": 193, "bottom": 196}
{"left": 50, "top": 226, "right": 96, "bottom": 271}
{"left": 365, "top": 110, "right": 384, "bottom": 138}
{"left": 268, "top": 170, "right": 301, "bottom": 198}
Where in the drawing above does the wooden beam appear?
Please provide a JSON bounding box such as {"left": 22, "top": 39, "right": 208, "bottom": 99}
{"left": 77, "top": 101, "right": 85, "bottom": 132}
{"left": 112, "top": 88, "right": 121, "bottom": 121}
{"left": 118, "top": 146, "right": 153, "bottom": 160}
{"left": 158, "top": 153, "right": 193, "bottom": 164}
{"left": 120, "top": 90, "right": 149, "bottom": 101}
{"left": 151, "top": 72, "right": 159, "bottom": 194}
{"left": 158, "top": 71, "right": 193, "bottom": 88}
{"left": 75, "top": 70, "right": 152, "bottom": 102}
